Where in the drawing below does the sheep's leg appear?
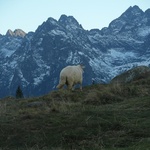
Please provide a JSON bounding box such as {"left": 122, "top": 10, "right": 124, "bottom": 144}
{"left": 56, "top": 83, "right": 64, "bottom": 89}
{"left": 68, "top": 82, "right": 73, "bottom": 91}
{"left": 57, "top": 76, "right": 66, "bottom": 89}
{"left": 80, "top": 84, "right": 82, "bottom": 91}
{"left": 78, "top": 80, "right": 82, "bottom": 91}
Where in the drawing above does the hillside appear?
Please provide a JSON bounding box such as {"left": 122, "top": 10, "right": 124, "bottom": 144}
{"left": 0, "top": 77, "right": 150, "bottom": 149}
{"left": 111, "top": 66, "right": 150, "bottom": 83}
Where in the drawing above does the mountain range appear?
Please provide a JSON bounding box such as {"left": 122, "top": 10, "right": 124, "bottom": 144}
{"left": 0, "top": 5, "right": 150, "bottom": 98}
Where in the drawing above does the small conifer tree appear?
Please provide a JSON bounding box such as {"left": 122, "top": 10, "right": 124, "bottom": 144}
{"left": 16, "top": 85, "right": 24, "bottom": 99}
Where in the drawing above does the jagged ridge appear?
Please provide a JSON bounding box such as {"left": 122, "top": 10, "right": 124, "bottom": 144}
{"left": 0, "top": 5, "right": 150, "bottom": 98}
{"left": 6, "top": 29, "right": 26, "bottom": 37}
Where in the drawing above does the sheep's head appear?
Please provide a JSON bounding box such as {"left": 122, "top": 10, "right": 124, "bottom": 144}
{"left": 79, "top": 64, "right": 85, "bottom": 72}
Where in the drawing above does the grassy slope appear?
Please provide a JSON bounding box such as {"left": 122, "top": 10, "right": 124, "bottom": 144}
{"left": 0, "top": 80, "right": 150, "bottom": 150}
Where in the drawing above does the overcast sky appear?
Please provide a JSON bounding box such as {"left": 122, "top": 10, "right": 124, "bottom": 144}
{"left": 0, "top": 0, "right": 149, "bottom": 35}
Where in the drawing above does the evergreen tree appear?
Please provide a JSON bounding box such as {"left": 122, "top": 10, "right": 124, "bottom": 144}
{"left": 16, "top": 86, "right": 24, "bottom": 99}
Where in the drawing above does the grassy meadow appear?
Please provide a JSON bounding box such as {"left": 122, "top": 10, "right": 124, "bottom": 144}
{"left": 0, "top": 79, "right": 150, "bottom": 149}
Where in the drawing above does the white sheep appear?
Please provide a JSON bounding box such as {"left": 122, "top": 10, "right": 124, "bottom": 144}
{"left": 56, "top": 64, "right": 85, "bottom": 90}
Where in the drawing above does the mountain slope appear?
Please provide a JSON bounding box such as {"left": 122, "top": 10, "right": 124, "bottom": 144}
{"left": 0, "top": 5, "right": 150, "bottom": 98}
{"left": 111, "top": 65, "right": 150, "bottom": 83}
{"left": 0, "top": 78, "right": 150, "bottom": 149}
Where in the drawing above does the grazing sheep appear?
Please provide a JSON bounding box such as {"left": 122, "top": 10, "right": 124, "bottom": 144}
{"left": 56, "top": 64, "right": 85, "bottom": 90}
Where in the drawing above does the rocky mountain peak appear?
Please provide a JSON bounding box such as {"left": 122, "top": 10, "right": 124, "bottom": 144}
{"left": 106, "top": 5, "right": 148, "bottom": 35}
{"left": 6, "top": 29, "right": 26, "bottom": 37}
{"left": 127, "top": 5, "right": 143, "bottom": 13}
{"left": 14, "top": 29, "right": 26, "bottom": 37}
{"left": 58, "top": 14, "right": 82, "bottom": 30}
{"left": 6, "top": 29, "right": 14, "bottom": 36}
{"left": 46, "top": 17, "right": 58, "bottom": 25}
{"left": 145, "top": 8, "right": 150, "bottom": 16}
{"left": 120, "top": 5, "right": 144, "bottom": 21}
{"left": 59, "top": 15, "right": 78, "bottom": 25}
{"left": 35, "top": 17, "right": 60, "bottom": 34}
{"left": 145, "top": 9, "right": 150, "bottom": 20}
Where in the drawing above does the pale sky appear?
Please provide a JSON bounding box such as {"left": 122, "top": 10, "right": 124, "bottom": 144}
{"left": 0, "top": 0, "right": 150, "bottom": 35}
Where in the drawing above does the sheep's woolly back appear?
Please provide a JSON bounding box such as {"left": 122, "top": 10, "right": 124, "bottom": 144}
{"left": 61, "top": 65, "right": 83, "bottom": 83}
{"left": 57, "top": 65, "right": 84, "bottom": 90}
